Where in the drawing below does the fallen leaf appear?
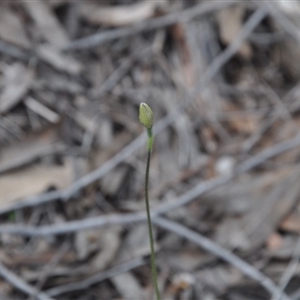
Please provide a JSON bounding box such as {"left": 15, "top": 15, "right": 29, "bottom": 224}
{"left": 0, "top": 124, "right": 62, "bottom": 174}
{"left": 24, "top": 0, "right": 69, "bottom": 48}
{"left": 266, "top": 232, "right": 283, "bottom": 251}
{"left": 100, "top": 166, "right": 128, "bottom": 196}
{"left": 0, "top": 8, "right": 31, "bottom": 49}
{"left": 171, "top": 23, "right": 195, "bottom": 87}
{"left": 280, "top": 210, "right": 300, "bottom": 233}
{"left": 111, "top": 272, "right": 144, "bottom": 300}
{"left": 266, "top": 235, "right": 299, "bottom": 258}
{"left": 91, "top": 226, "right": 121, "bottom": 270}
{"left": 217, "top": 4, "right": 251, "bottom": 58}
{"left": 37, "top": 44, "right": 82, "bottom": 75}
{"left": 241, "top": 167, "right": 300, "bottom": 249}
{"left": 212, "top": 167, "right": 300, "bottom": 250}
{"left": 0, "top": 63, "right": 33, "bottom": 114}
{"left": 80, "top": 1, "right": 160, "bottom": 27}
{"left": 195, "top": 266, "right": 241, "bottom": 294}
{"left": 170, "top": 273, "right": 195, "bottom": 295}
{"left": 115, "top": 224, "right": 151, "bottom": 262}
{"left": 0, "top": 160, "right": 72, "bottom": 208}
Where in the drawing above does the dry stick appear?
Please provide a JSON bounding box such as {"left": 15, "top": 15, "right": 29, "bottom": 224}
{"left": 31, "top": 242, "right": 70, "bottom": 299}
{"left": 64, "top": 1, "right": 235, "bottom": 51}
{"left": 242, "top": 84, "right": 300, "bottom": 152}
{"left": 153, "top": 216, "right": 291, "bottom": 300}
{"left": 241, "top": 82, "right": 299, "bottom": 153}
{"left": 45, "top": 257, "right": 144, "bottom": 297}
{"left": 275, "top": 237, "right": 300, "bottom": 300}
{"left": 0, "top": 262, "right": 54, "bottom": 300}
{"left": 0, "top": 143, "right": 65, "bottom": 175}
{"left": 266, "top": 3, "right": 300, "bottom": 46}
{"left": 0, "top": 6, "right": 268, "bottom": 217}
{"left": 91, "top": 47, "right": 153, "bottom": 99}
{"left": 2, "top": 131, "right": 300, "bottom": 237}
{"left": 0, "top": 39, "right": 31, "bottom": 60}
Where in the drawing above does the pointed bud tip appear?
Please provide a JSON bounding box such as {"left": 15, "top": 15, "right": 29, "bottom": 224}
{"left": 139, "top": 102, "right": 154, "bottom": 129}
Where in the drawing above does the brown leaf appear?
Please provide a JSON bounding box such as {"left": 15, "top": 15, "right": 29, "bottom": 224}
{"left": 280, "top": 211, "right": 300, "bottom": 233}
{"left": 171, "top": 23, "right": 195, "bottom": 87}
{"left": 266, "top": 232, "right": 283, "bottom": 251}
{"left": 217, "top": 4, "right": 251, "bottom": 58}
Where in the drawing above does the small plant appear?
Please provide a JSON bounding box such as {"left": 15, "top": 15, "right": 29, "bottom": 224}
{"left": 139, "top": 102, "right": 161, "bottom": 300}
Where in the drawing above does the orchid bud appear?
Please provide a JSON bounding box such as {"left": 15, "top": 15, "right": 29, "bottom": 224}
{"left": 139, "top": 102, "right": 154, "bottom": 129}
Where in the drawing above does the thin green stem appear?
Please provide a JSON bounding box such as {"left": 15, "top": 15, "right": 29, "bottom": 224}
{"left": 147, "top": 128, "right": 154, "bottom": 152}
{"left": 145, "top": 129, "right": 161, "bottom": 300}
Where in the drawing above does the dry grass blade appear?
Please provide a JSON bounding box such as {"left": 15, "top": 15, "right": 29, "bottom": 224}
{"left": 0, "top": 262, "right": 54, "bottom": 300}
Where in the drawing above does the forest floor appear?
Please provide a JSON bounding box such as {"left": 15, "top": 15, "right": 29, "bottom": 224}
{"left": 1, "top": 1, "right": 300, "bottom": 300}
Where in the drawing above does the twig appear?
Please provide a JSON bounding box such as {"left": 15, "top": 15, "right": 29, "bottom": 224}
{"left": 0, "top": 143, "right": 65, "bottom": 175}
{"left": 31, "top": 242, "right": 70, "bottom": 298}
{"left": 64, "top": 1, "right": 235, "bottom": 51}
{"left": 266, "top": 3, "right": 300, "bottom": 46}
{"left": 90, "top": 47, "right": 153, "bottom": 99}
{"left": 0, "top": 5, "right": 268, "bottom": 216}
{"left": 153, "top": 216, "right": 292, "bottom": 300}
{"left": 45, "top": 257, "right": 144, "bottom": 297}
{"left": 235, "top": 133, "right": 300, "bottom": 175}
{"left": 236, "top": 82, "right": 300, "bottom": 152}
{"left": 0, "top": 262, "right": 54, "bottom": 300}
{"left": 0, "top": 39, "right": 31, "bottom": 60}
{"left": 242, "top": 113, "right": 276, "bottom": 153}
{"left": 274, "top": 236, "right": 300, "bottom": 300}
{"left": 1, "top": 131, "right": 300, "bottom": 237}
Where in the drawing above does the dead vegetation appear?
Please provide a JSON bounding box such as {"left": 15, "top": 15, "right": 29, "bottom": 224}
{"left": 1, "top": 1, "right": 300, "bottom": 299}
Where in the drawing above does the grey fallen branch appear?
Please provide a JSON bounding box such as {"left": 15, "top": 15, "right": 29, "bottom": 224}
{"left": 64, "top": 1, "right": 234, "bottom": 51}
{"left": 0, "top": 143, "right": 65, "bottom": 175}
{"left": 0, "top": 262, "right": 54, "bottom": 300}
{"left": 153, "top": 217, "right": 292, "bottom": 300}
{"left": 1, "top": 131, "right": 300, "bottom": 237}
{"left": 266, "top": 3, "right": 300, "bottom": 47}
{"left": 0, "top": 39, "right": 32, "bottom": 60}
{"left": 0, "top": 6, "right": 268, "bottom": 216}
{"left": 90, "top": 47, "right": 153, "bottom": 99}
{"left": 45, "top": 257, "right": 144, "bottom": 297}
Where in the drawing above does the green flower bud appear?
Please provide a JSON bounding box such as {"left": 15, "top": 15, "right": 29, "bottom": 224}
{"left": 139, "top": 102, "right": 154, "bottom": 129}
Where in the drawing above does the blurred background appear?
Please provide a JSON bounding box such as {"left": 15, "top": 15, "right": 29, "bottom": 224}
{"left": 2, "top": 0, "right": 300, "bottom": 299}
